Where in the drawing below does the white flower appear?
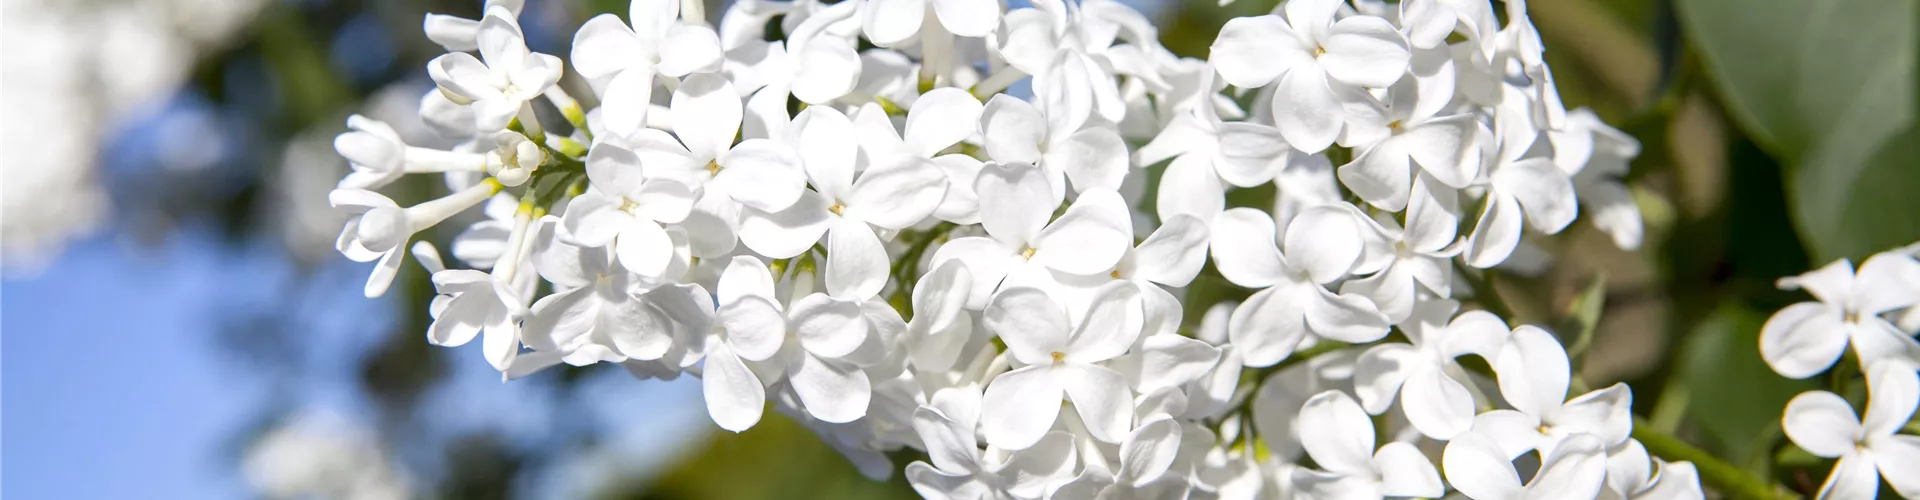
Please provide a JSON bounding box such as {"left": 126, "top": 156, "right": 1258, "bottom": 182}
{"left": 1289, "top": 391, "right": 1445, "bottom": 499}
{"left": 710, "top": 268, "right": 879, "bottom": 424}
{"left": 906, "top": 260, "right": 977, "bottom": 372}
{"left": 906, "top": 386, "right": 1079, "bottom": 499}
{"left": 851, "top": 89, "right": 984, "bottom": 224}
{"left": 562, "top": 142, "right": 698, "bottom": 278}
{"left": 1781, "top": 365, "right": 1920, "bottom": 499}
{"left": 1134, "top": 107, "right": 1291, "bottom": 221}
{"left": 929, "top": 163, "right": 1134, "bottom": 309}
{"left": 1336, "top": 74, "right": 1481, "bottom": 212}
{"left": 1602, "top": 440, "right": 1705, "bottom": 500}
{"left": 1354, "top": 299, "right": 1508, "bottom": 439}
{"left": 1443, "top": 431, "right": 1609, "bottom": 500}
{"left": 570, "top": 0, "right": 723, "bottom": 139}
{"left": 334, "top": 115, "right": 487, "bottom": 190}
{"left": 979, "top": 93, "right": 1129, "bottom": 203}
{"left": 1210, "top": 206, "right": 1388, "bottom": 367}
{"left": 1760, "top": 252, "right": 1920, "bottom": 379}
{"left": 1470, "top": 326, "right": 1633, "bottom": 459}
{"left": 1461, "top": 112, "right": 1577, "bottom": 269}
{"left": 980, "top": 282, "right": 1142, "bottom": 450}
{"left": 1109, "top": 214, "right": 1212, "bottom": 337}
{"left": 640, "top": 73, "right": 811, "bottom": 257}
{"left": 701, "top": 256, "right": 786, "bottom": 432}
{"left": 1209, "top": 0, "right": 1411, "bottom": 152}
{"left": 425, "top": 268, "right": 527, "bottom": 372}
{"left": 742, "top": 0, "right": 863, "bottom": 106}
{"left": 861, "top": 0, "right": 1000, "bottom": 47}
{"left": 422, "top": 0, "right": 525, "bottom": 52}
{"left": 1342, "top": 176, "right": 1462, "bottom": 324}
{"left": 427, "top": 6, "right": 563, "bottom": 132}
{"left": 332, "top": 180, "right": 501, "bottom": 297}
{"left": 519, "top": 217, "right": 698, "bottom": 368}
{"left": 1049, "top": 417, "right": 1192, "bottom": 499}
{"left": 1551, "top": 108, "right": 1645, "bottom": 250}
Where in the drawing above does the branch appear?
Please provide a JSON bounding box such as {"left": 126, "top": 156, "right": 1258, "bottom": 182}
{"left": 1631, "top": 416, "right": 1801, "bottom": 500}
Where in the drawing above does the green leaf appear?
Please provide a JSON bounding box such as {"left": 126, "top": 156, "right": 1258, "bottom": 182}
{"left": 1676, "top": 0, "right": 1919, "bottom": 262}
{"left": 1678, "top": 303, "right": 1817, "bottom": 462}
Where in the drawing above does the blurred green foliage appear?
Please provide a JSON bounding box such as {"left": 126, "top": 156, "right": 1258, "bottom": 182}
{"left": 1677, "top": 0, "right": 1918, "bottom": 263}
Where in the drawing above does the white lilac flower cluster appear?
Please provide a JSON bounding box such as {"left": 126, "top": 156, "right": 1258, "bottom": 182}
{"left": 1761, "top": 243, "right": 1920, "bottom": 499}
{"left": 324, "top": 0, "right": 1694, "bottom": 497}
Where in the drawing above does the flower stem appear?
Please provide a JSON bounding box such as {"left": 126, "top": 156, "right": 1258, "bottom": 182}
{"left": 1630, "top": 416, "right": 1799, "bottom": 500}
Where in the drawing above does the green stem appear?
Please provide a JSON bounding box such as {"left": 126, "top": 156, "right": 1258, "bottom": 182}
{"left": 1631, "top": 416, "right": 1799, "bottom": 500}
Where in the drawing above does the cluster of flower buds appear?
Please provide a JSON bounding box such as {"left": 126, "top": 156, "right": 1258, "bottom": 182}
{"left": 323, "top": 0, "right": 1726, "bottom": 497}
{"left": 1762, "top": 244, "right": 1920, "bottom": 499}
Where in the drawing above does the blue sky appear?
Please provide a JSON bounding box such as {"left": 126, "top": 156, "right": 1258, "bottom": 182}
{"left": 2, "top": 221, "right": 713, "bottom": 499}
{"left": 4, "top": 227, "right": 267, "bottom": 498}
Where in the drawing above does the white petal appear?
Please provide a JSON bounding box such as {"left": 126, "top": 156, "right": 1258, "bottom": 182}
{"left": 984, "top": 287, "right": 1073, "bottom": 366}
{"left": 1045, "top": 128, "right": 1129, "bottom": 193}
{"left": 1273, "top": 65, "right": 1342, "bottom": 154}
{"left": 791, "top": 35, "right": 862, "bottom": 104}
{"left": 1778, "top": 259, "right": 1856, "bottom": 307}
{"left": 930, "top": 0, "right": 999, "bottom": 37}
{"left": 907, "top": 462, "right": 985, "bottom": 499}
{"left": 929, "top": 236, "right": 1021, "bottom": 310}
{"left": 1463, "top": 192, "right": 1524, "bottom": 269}
{"left": 364, "top": 248, "right": 405, "bottom": 298}
{"left": 1229, "top": 287, "right": 1309, "bottom": 367}
{"left": 738, "top": 191, "right": 833, "bottom": 258}
{"left": 1527, "top": 434, "right": 1609, "bottom": 500}
{"left": 1815, "top": 454, "right": 1881, "bottom": 500}
{"left": 1156, "top": 153, "right": 1226, "bottom": 223}
{"left": 715, "top": 139, "right": 806, "bottom": 212}
{"left": 1209, "top": 208, "right": 1287, "bottom": 288}
{"left": 1131, "top": 215, "right": 1211, "bottom": 287}
{"left": 1215, "top": 123, "right": 1290, "bottom": 187}
{"left": 1353, "top": 343, "right": 1418, "bottom": 415}
{"left": 982, "top": 366, "right": 1066, "bottom": 450}
{"left": 1283, "top": 205, "right": 1364, "bottom": 284}
{"left": 1493, "top": 158, "right": 1577, "bottom": 233}
{"left": 913, "top": 405, "right": 982, "bottom": 474}
{"left": 615, "top": 218, "right": 675, "bottom": 277}
{"left": 788, "top": 353, "right": 871, "bottom": 423}
{"left": 1066, "top": 281, "right": 1145, "bottom": 363}
{"left": 1298, "top": 391, "right": 1378, "bottom": 474}
{"left": 904, "top": 88, "right": 985, "bottom": 158}
{"left": 1875, "top": 435, "right": 1920, "bottom": 498}
{"left": 1118, "top": 417, "right": 1183, "bottom": 485}
{"left": 1496, "top": 325, "right": 1571, "bottom": 417}
{"left": 669, "top": 73, "right": 743, "bottom": 162}
{"left": 656, "top": 24, "right": 724, "bottom": 77}
{"left": 1032, "top": 189, "right": 1134, "bottom": 275}
{"left": 1783, "top": 390, "right": 1864, "bottom": 458}
{"left": 825, "top": 218, "right": 888, "bottom": 300}
{"left": 1320, "top": 16, "right": 1412, "bottom": 88}
{"left": 789, "top": 293, "right": 870, "bottom": 358}
{"left": 1338, "top": 143, "right": 1414, "bottom": 211}
{"left": 1375, "top": 441, "right": 1445, "bottom": 498}
{"left": 1863, "top": 365, "right": 1920, "bottom": 437}
{"left": 1758, "top": 302, "right": 1849, "bottom": 379}
{"left": 1307, "top": 289, "right": 1390, "bottom": 343}
{"left": 861, "top": 0, "right": 927, "bottom": 46}
{"left": 719, "top": 295, "right": 786, "bottom": 362}
{"left": 974, "top": 161, "right": 1054, "bottom": 246}
{"left": 1401, "top": 369, "right": 1477, "bottom": 439}
{"left": 1209, "top": 15, "right": 1302, "bottom": 88}
{"left": 1443, "top": 433, "right": 1523, "bottom": 500}
{"left": 793, "top": 106, "right": 860, "bottom": 198}
{"left": 980, "top": 95, "right": 1047, "bottom": 164}
{"left": 845, "top": 159, "right": 948, "bottom": 230}
{"left": 1062, "top": 364, "right": 1134, "bottom": 443}
{"left": 703, "top": 344, "right": 767, "bottom": 432}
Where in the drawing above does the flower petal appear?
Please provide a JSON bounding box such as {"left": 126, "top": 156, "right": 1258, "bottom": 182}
{"left": 789, "top": 293, "right": 870, "bottom": 359}
{"left": 788, "top": 352, "right": 871, "bottom": 423}
{"left": 703, "top": 344, "right": 767, "bottom": 432}
{"left": 1495, "top": 325, "right": 1572, "bottom": 417}
{"left": 1758, "top": 302, "right": 1849, "bottom": 379}
{"left": 982, "top": 366, "right": 1066, "bottom": 450}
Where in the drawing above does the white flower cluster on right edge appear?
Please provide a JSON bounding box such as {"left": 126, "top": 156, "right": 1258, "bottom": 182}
{"left": 314, "top": 0, "right": 1724, "bottom": 498}
{"left": 1763, "top": 243, "right": 1920, "bottom": 499}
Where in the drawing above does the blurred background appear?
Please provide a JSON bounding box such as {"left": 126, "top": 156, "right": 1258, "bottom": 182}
{"left": 1, "top": 0, "right": 1911, "bottom": 498}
